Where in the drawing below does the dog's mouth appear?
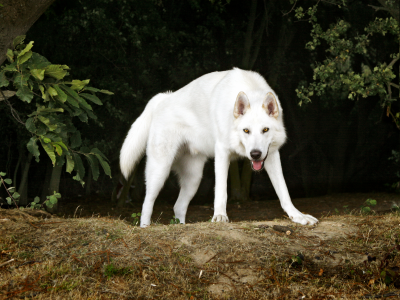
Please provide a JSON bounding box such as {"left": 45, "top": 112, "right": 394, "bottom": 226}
{"left": 251, "top": 160, "right": 264, "bottom": 171}
{"left": 250, "top": 145, "right": 270, "bottom": 171}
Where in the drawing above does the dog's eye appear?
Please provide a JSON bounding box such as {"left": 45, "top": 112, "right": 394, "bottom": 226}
{"left": 243, "top": 129, "right": 249, "bottom": 134}
{"left": 263, "top": 128, "right": 269, "bottom": 133}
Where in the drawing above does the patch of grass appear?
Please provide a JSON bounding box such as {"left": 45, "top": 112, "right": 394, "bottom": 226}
{"left": 2, "top": 208, "right": 400, "bottom": 299}
{"left": 104, "top": 263, "right": 132, "bottom": 279}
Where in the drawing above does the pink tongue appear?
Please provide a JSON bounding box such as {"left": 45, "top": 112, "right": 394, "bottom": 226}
{"left": 252, "top": 161, "right": 262, "bottom": 170}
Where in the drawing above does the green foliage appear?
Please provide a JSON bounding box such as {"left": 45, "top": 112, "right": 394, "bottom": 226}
{"left": 0, "top": 172, "right": 19, "bottom": 206}
{"left": 42, "top": 191, "right": 61, "bottom": 209}
{"left": 0, "top": 36, "right": 113, "bottom": 185}
{"left": 361, "top": 199, "right": 377, "bottom": 214}
{"left": 30, "top": 196, "right": 41, "bottom": 209}
{"left": 170, "top": 216, "right": 181, "bottom": 225}
{"left": 131, "top": 212, "right": 141, "bottom": 226}
{"left": 294, "top": 1, "right": 399, "bottom": 127}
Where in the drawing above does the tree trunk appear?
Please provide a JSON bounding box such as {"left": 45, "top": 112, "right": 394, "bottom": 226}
{"left": 85, "top": 168, "right": 92, "bottom": 196}
{"left": 229, "top": 0, "right": 270, "bottom": 202}
{"left": 18, "top": 152, "right": 33, "bottom": 206}
{"left": 13, "top": 153, "right": 21, "bottom": 191}
{"left": 46, "top": 164, "right": 62, "bottom": 213}
{"left": 229, "top": 160, "right": 242, "bottom": 200}
{"left": 0, "top": 0, "right": 55, "bottom": 65}
{"left": 40, "top": 161, "right": 53, "bottom": 201}
{"left": 241, "top": 0, "right": 258, "bottom": 69}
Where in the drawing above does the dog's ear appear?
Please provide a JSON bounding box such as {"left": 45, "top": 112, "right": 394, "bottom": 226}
{"left": 234, "top": 92, "right": 250, "bottom": 118}
{"left": 263, "top": 92, "right": 279, "bottom": 119}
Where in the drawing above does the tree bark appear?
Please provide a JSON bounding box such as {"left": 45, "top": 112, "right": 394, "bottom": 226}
{"left": 46, "top": 164, "right": 62, "bottom": 213}
{"left": 85, "top": 168, "right": 92, "bottom": 196}
{"left": 40, "top": 161, "right": 52, "bottom": 201}
{"left": 0, "top": 0, "right": 55, "bottom": 65}
{"left": 18, "top": 152, "right": 33, "bottom": 205}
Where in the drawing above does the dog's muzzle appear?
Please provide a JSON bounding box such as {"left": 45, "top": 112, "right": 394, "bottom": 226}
{"left": 250, "top": 145, "right": 270, "bottom": 171}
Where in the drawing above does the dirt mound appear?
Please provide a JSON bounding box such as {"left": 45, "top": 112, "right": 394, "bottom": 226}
{"left": 1, "top": 209, "right": 400, "bottom": 299}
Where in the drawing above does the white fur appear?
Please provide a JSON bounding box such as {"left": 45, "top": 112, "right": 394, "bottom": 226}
{"left": 120, "top": 68, "right": 318, "bottom": 227}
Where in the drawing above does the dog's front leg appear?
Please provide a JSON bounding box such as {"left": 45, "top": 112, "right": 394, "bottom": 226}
{"left": 212, "top": 142, "right": 230, "bottom": 223}
{"left": 265, "top": 151, "right": 318, "bottom": 225}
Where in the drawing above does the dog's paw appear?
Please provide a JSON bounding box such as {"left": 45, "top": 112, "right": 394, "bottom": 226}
{"left": 288, "top": 211, "right": 318, "bottom": 225}
{"left": 212, "top": 214, "right": 229, "bottom": 223}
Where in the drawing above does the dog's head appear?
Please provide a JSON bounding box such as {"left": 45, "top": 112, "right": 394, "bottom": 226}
{"left": 233, "top": 91, "right": 286, "bottom": 171}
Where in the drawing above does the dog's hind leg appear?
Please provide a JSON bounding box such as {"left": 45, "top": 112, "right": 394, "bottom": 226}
{"left": 140, "top": 155, "right": 173, "bottom": 227}
{"left": 140, "top": 132, "right": 180, "bottom": 227}
{"left": 172, "top": 154, "right": 207, "bottom": 224}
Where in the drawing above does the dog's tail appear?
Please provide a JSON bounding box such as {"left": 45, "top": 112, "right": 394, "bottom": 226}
{"left": 120, "top": 93, "right": 169, "bottom": 179}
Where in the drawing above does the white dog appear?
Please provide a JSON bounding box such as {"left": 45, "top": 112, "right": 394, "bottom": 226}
{"left": 120, "top": 68, "right": 318, "bottom": 227}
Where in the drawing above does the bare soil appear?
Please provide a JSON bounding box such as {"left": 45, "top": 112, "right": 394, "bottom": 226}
{"left": 1, "top": 192, "right": 400, "bottom": 299}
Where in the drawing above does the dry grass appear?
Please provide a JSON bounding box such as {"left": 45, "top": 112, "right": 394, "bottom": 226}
{"left": 1, "top": 208, "right": 400, "bottom": 299}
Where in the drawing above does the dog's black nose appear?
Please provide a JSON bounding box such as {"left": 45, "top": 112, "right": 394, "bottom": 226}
{"left": 250, "top": 150, "right": 262, "bottom": 160}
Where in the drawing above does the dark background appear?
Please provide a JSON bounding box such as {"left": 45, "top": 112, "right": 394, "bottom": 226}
{"left": 0, "top": 0, "right": 399, "bottom": 207}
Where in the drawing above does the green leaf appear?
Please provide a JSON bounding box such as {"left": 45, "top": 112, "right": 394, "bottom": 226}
{"left": 13, "top": 35, "right": 26, "bottom": 48}
{"left": 4, "top": 178, "right": 12, "bottom": 184}
{"left": 91, "top": 148, "right": 108, "bottom": 160}
{"left": 55, "top": 141, "right": 68, "bottom": 151}
{"left": 91, "top": 150, "right": 111, "bottom": 177}
{"left": 52, "top": 84, "right": 67, "bottom": 103}
{"left": 16, "top": 86, "right": 34, "bottom": 103}
{"left": 39, "top": 85, "right": 47, "bottom": 100}
{"left": 72, "top": 153, "right": 85, "bottom": 179}
{"left": 12, "top": 192, "right": 20, "bottom": 199}
{"left": 70, "top": 79, "right": 90, "bottom": 91}
{"left": 78, "top": 97, "right": 92, "bottom": 110}
{"left": 70, "top": 131, "right": 82, "bottom": 148}
{"left": 100, "top": 89, "right": 114, "bottom": 95}
{"left": 78, "top": 112, "right": 88, "bottom": 122}
{"left": 80, "top": 93, "right": 103, "bottom": 105}
{"left": 62, "top": 85, "right": 92, "bottom": 110}
{"left": 38, "top": 115, "right": 57, "bottom": 131}
{"left": 40, "top": 139, "right": 56, "bottom": 165}
{"left": 6, "top": 49, "right": 14, "bottom": 63}
{"left": 0, "top": 172, "right": 6, "bottom": 176}
{"left": 30, "top": 69, "right": 45, "bottom": 81}
{"left": 54, "top": 144, "right": 63, "bottom": 156}
{"left": 17, "top": 49, "right": 33, "bottom": 65}
{"left": 17, "top": 41, "right": 34, "bottom": 58}
{"left": 29, "top": 52, "right": 51, "bottom": 69}
{"left": 34, "top": 196, "right": 40, "bottom": 203}
{"left": 49, "top": 195, "right": 57, "bottom": 204}
{"left": 47, "top": 86, "right": 58, "bottom": 97}
{"left": 65, "top": 95, "right": 79, "bottom": 108}
{"left": 37, "top": 107, "right": 64, "bottom": 114}
{"left": 3, "top": 62, "right": 17, "bottom": 72}
{"left": 45, "top": 65, "right": 69, "bottom": 80}
{"left": 25, "top": 118, "right": 37, "bottom": 133}
{"left": 27, "top": 137, "right": 40, "bottom": 162}
{"left": 14, "top": 73, "right": 30, "bottom": 89}
{"left": 66, "top": 155, "right": 74, "bottom": 173}
{"left": 86, "top": 154, "right": 100, "bottom": 181}
{"left": 54, "top": 192, "right": 61, "bottom": 198}
{"left": 84, "top": 86, "right": 100, "bottom": 92}
{"left": 0, "top": 71, "right": 9, "bottom": 87}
